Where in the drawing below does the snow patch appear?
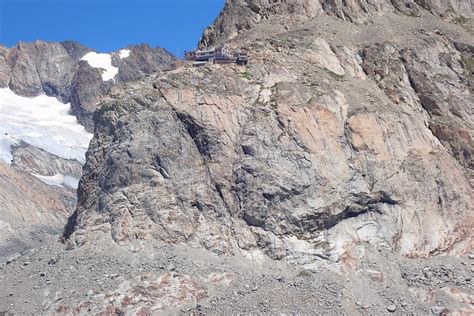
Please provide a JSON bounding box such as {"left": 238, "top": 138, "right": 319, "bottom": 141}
{"left": 33, "top": 173, "right": 80, "bottom": 189}
{"left": 119, "top": 49, "right": 131, "bottom": 59}
{"left": 80, "top": 52, "right": 118, "bottom": 81}
{"left": 0, "top": 88, "right": 92, "bottom": 165}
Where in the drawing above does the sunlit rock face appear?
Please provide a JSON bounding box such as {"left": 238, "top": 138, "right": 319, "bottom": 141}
{"left": 65, "top": 0, "right": 473, "bottom": 266}
{"left": 0, "top": 1, "right": 473, "bottom": 315}
{"left": 200, "top": 0, "right": 473, "bottom": 47}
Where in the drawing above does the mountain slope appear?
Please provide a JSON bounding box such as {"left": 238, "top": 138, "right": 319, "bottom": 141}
{"left": 1, "top": 1, "right": 473, "bottom": 314}
{"left": 0, "top": 41, "right": 176, "bottom": 130}
{"left": 0, "top": 41, "right": 176, "bottom": 260}
{"left": 66, "top": 0, "right": 473, "bottom": 261}
{"left": 200, "top": 0, "right": 473, "bottom": 47}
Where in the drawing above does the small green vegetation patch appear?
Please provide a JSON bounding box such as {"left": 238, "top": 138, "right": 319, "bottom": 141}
{"left": 461, "top": 55, "right": 474, "bottom": 72}
{"left": 452, "top": 15, "right": 469, "bottom": 25}
{"left": 239, "top": 71, "right": 252, "bottom": 80}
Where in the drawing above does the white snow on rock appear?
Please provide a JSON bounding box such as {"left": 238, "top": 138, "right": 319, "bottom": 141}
{"left": 33, "top": 173, "right": 80, "bottom": 189}
{"left": 80, "top": 51, "right": 118, "bottom": 81}
{"left": 119, "top": 49, "right": 131, "bottom": 59}
{"left": 0, "top": 88, "right": 93, "bottom": 165}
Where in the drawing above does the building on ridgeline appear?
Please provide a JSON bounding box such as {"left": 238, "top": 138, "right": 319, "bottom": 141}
{"left": 185, "top": 45, "right": 248, "bottom": 66}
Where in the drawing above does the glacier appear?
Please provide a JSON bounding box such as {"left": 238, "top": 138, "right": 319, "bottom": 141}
{"left": 0, "top": 88, "right": 93, "bottom": 165}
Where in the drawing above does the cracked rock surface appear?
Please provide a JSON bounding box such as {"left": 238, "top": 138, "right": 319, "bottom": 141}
{"left": 66, "top": 9, "right": 473, "bottom": 263}
{"left": 1, "top": 0, "right": 473, "bottom": 314}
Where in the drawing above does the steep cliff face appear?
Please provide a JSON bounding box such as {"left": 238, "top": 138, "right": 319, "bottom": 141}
{"left": 0, "top": 41, "right": 176, "bottom": 130}
{"left": 66, "top": 2, "right": 473, "bottom": 266}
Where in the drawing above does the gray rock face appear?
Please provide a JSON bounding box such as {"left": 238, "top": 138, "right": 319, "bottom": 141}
{"left": 12, "top": 143, "right": 83, "bottom": 181}
{"left": 65, "top": 6, "right": 473, "bottom": 264}
{"left": 2, "top": 1, "right": 474, "bottom": 315}
{"left": 0, "top": 142, "right": 83, "bottom": 261}
{"left": 1, "top": 41, "right": 176, "bottom": 129}
{"left": 4, "top": 41, "right": 78, "bottom": 101}
{"left": 0, "top": 41, "right": 174, "bottom": 259}
{"left": 69, "top": 61, "right": 113, "bottom": 132}
{"left": 0, "top": 161, "right": 75, "bottom": 261}
{"left": 360, "top": 40, "right": 474, "bottom": 170}
{"left": 114, "top": 45, "right": 176, "bottom": 83}
{"left": 200, "top": 0, "right": 473, "bottom": 47}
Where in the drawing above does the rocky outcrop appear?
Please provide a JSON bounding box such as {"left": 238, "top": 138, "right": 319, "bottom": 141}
{"left": 69, "top": 61, "right": 113, "bottom": 131}
{"left": 4, "top": 41, "right": 77, "bottom": 100}
{"left": 200, "top": 0, "right": 473, "bottom": 47}
{"left": 1, "top": 1, "right": 474, "bottom": 315}
{"left": 0, "top": 41, "right": 175, "bottom": 129}
{"left": 360, "top": 39, "right": 474, "bottom": 170}
{"left": 114, "top": 44, "right": 178, "bottom": 83}
{"left": 65, "top": 4, "right": 473, "bottom": 264}
{"left": 0, "top": 141, "right": 84, "bottom": 261}
{"left": 0, "top": 161, "right": 75, "bottom": 261}
{"left": 0, "top": 40, "right": 174, "bottom": 259}
{"left": 11, "top": 143, "right": 83, "bottom": 183}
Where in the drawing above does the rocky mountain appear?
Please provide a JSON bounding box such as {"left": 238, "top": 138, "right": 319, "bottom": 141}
{"left": 200, "top": 0, "right": 474, "bottom": 47}
{"left": 0, "top": 41, "right": 176, "bottom": 260}
{"left": 1, "top": 0, "right": 473, "bottom": 315}
{"left": 66, "top": 0, "right": 473, "bottom": 260}
{"left": 0, "top": 41, "right": 176, "bottom": 130}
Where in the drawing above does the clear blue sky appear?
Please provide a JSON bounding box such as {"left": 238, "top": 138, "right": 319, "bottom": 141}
{"left": 0, "top": 0, "right": 224, "bottom": 56}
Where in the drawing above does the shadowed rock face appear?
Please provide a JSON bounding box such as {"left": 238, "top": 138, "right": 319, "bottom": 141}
{"left": 0, "top": 41, "right": 176, "bottom": 130}
{"left": 0, "top": 160, "right": 75, "bottom": 260}
{"left": 65, "top": 0, "right": 473, "bottom": 263}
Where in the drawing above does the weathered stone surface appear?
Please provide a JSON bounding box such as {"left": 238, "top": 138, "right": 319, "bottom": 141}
{"left": 0, "top": 41, "right": 175, "bottom": 259}
{"left": 200, "top": 0, "right": 473, "bottom": 47}
{"left": 65, "top": 8, "right": 474, "bottom": 263}
{"left": 12, "top": 143, "right": 83, "bottom": 179}
{"left": 1, "top": 1, "right": 474, "bottom": 314}
{"left": 0, "top": 161, "right": 74, "bottom": 261}
{"left": 360, "top": 39, "right": 474, "bottom": 170}
{"left": 69, "top": 61, "right": 112, "bottom": 132}
{"left": 114, "top": 44, "right": 175, "bottom": 83}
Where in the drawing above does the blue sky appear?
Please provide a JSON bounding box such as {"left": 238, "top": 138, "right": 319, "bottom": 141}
{"left": 0, "top": 0, "right": 224, "bottom": 56}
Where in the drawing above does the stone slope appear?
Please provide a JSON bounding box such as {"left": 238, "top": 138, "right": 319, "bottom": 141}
{"left": 65, "top": 9, "right": 473, "bottom": 267}
{"left": 0, "top": 161, "right": 75, "bottom": 261}
{"left": 2, "top": 236, "right": 473, "bottom": 315}
{"left": 200, "top": 0, "right": 473, "bottom": 47}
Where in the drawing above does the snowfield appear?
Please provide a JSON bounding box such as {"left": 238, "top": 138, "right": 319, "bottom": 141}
{"left": 80, "top": 52, "right": 118, "bottom": 81}
{"left": 119, "top": 49, "right": 131, "bottom": 59}
{"left": 33, "top": 173, "right": 80, "bottom": 189}
{"left": 0, "top": 88, "right": 93, "bottom": 165}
